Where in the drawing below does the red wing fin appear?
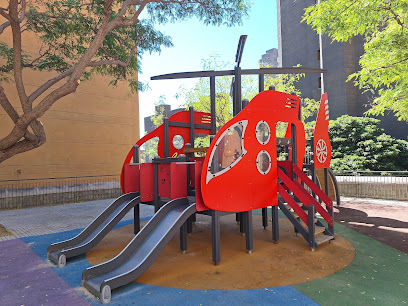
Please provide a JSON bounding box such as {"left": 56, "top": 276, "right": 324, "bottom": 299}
{"left": 313, "top": 93, "right": 332, "bottom": 168}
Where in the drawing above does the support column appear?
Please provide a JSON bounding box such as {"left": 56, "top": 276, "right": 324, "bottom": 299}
{"left": 243, "top": 211, "right": 253, "bottom": 253}
{"left": 271, "top": 205, "right": 279, "bottom": 243}
{"left": 180, "top": 221, "right": 188, "bottom": 254}
{"left": 133, "top": 204, "right": 140, "bottom": 235}
{"left": 212, "top": 210, "right": 221, "bottom": 265}
{"left": 308, "top": 205, "right": 316, "bottom": 251}
{"left": 262, "top": 208, "right": 268, "bottom": 229}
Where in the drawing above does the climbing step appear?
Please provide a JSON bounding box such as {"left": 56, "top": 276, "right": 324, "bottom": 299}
{"left": 315, "top": 225, "right": 326, "bottom": 235}
{"left": 315, "top": 233, "right": 335, "bottom": 245}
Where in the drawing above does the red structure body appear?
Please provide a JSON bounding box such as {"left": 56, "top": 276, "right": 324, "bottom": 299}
{"left": 200, "top": 91, "right": 305, "bottom": 212}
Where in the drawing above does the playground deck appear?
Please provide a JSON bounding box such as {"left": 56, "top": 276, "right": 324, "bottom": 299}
{"left": 0, "top": 197, "right": 407, "bottom": 305}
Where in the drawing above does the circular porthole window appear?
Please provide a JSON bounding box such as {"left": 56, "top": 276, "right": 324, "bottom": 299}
{"left": 172, "top": 135, "right": 184, "bottom": 150}
{"left": 255, "top": 121, "right": 270, "bottom": 145}
{"left": 256, "top": 150, "right": 271, "bottom": 175}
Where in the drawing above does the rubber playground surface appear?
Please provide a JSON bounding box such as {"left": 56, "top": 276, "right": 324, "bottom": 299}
{"left": 0, "top": 198, "right": 407, "bottom": 305}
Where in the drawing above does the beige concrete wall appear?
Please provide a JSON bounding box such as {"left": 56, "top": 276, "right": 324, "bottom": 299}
{"left": 0, "top": 14, "right": 140, "bottom": 181}
{"left": 338, "top": 182, "right": 408, "bottom": 201}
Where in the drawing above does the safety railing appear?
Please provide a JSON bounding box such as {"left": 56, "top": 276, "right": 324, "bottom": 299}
{"left": 333, "top": 170, "right": 408, "bottom": 201}
{"left": 0, "top": 175, "right": 121, "bottom": 210}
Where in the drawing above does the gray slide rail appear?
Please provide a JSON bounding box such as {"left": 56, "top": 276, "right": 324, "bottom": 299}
{"left": 47, "top": 192, "right": 140, "bottom": 267}
{"left": 82, "top": 197, "right": 196, "bottom": 303}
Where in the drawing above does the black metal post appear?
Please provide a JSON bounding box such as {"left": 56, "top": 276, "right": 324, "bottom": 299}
{"left": 212, "top": 210, "right": 221, "bottom": 265}
{"left": 189, "top": 106, "right": 195, "bottom": 148}
{"left": 132, "top": 145, "right": 139, "bottom": 163}
{"left": 291, "top": 124, "right": 297, "bottom": 164}
{"left": 271, "top": 205, "right": 279, "bottom": 243}
{"left": 239, "top": 212, "right": 244, "bottom": 234}
{"left": 180, "top": 221, "right": 188, "bottom": 254}
{"left": 308, "top": 205, "right": 316, "bottom": 251}
{"left": 187, "top": 215, "right": 193, "bottom": 234}
{"left": 134, "top": 204, "right": 140, "bottom": 234}
{"left": 163, "top": 118, "right": 169, "bottom": 158}
{"left": 233, "top": 66, "right": 242, "bottom": 116}
{"left": 242, "top": 99, "right": 249, "bottom": 109}
{"left": 262, "top": 208, "right": 268, "bottom": 229}
{"left": 244, "top": 211, "right": 253, "bottom": 253}
{"left": 259, "top": 73, "right": 264, "bottom": 92}
{"left": 210, "top": 76, "right": 216, "bottom": 135}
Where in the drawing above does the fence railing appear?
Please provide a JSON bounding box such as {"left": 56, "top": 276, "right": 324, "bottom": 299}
{"left": 0, "top": 175, "right": 121, "bottom": 210}
{"left": 333, "top": 170, "right": 408, "bottom": 201}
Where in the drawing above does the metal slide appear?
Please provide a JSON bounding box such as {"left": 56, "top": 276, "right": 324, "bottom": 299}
{"left": 82, "top": 198, "right": 196, "bottom": 304}
{"left": 47, "top": 192, "right": 141, "bottom": 268}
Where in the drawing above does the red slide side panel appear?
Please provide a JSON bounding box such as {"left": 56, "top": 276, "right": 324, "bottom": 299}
{"left": 170, "top": 163, "right": 188, "bottom": 200}
{"left": 140, "top": 163, "right": 153, "bottom": 202}
{"left": 158, "top": 164, "right": 171, "bottom": 198}
{"left": 195, "top": 161, "right": 209, "bottom": 211}
{"left": 124, "top": 164, "right": 140, "bottom": 194}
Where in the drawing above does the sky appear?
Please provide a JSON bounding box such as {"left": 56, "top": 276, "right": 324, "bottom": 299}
{"left": 138, "top": 1, "right": 278, "bottom": 133}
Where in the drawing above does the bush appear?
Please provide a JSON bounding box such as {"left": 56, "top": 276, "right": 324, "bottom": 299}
{"left": 329, "top": 115, "right": 408, "bottom": 171}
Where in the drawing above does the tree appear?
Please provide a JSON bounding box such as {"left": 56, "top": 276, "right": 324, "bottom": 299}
{"left": 303, "top": 1, "right": 408, "bottom": 121}
{"left": 328, "top": 115, "right": 408, "bottom": 171}
{"left": 0, "top": 0, "right": 250, "bottom": 163}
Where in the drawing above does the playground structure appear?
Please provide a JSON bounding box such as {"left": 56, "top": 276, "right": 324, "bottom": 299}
{"left": 47, "top": 37, "right": 340, "bottom": 304}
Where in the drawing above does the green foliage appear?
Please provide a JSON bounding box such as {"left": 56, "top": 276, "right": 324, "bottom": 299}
{"left": 304, "top": 1, "right": 408, "bottom": 121}
{"left": 179, "top": 57, "right": 319, "bottom": 142}
{"left": 328, "top": 115, "right": 408, "bottom": 171}
{"left": 179, "top": 56, "right": 234, "bottom": 132}
{"left": 0, "top": 0, "right": 250, "bottom": 93}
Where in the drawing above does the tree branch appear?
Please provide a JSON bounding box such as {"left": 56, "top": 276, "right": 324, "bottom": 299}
{"left": 28, "top": 67, "right": 75, "bottom": 103}
{"left": 0, "top": 137, "right": 45, "bottom": 163}
{"left": 9, "top": 0, "right": 30, "bottom": 112}
{"left": 0, "top": 85, "right": 20, "bottom": 122}
{"left": 370, "top": 57, "right": 408, "bottom": 72}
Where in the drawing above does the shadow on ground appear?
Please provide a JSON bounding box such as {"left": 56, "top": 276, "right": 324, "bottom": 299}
{"left": 334, "top": 203, "right": 408, "bottom": 254}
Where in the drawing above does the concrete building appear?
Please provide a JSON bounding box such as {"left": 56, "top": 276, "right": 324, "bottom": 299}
{"left": 277, "top": 0, "right": 408, "bottom": 139}
{"left": 259, "top": 48, "right": 279, "bottom": 68}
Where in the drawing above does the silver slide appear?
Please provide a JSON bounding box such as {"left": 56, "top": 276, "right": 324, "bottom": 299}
{"left": 82, "top": 197, "right": 196, "bottom": 304}
{"left": 47, "top": 192, "right": 140, "bottom": 268}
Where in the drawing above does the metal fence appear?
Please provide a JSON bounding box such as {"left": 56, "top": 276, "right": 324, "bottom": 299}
{"left": 0, "top": 175, "right": 122, "bottom": 210}
{"left": 333, "top": 170, "right": 408, "bottom": 201}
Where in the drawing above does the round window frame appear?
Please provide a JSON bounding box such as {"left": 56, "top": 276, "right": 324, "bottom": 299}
{"left": 172, "top": 135, "right": 184, "bottom": 150}
{"left": 256, "top": 150, "right": 272, "bottom": 175}
{"left": 255, "top": 121, "right": 271, "bottom": 145}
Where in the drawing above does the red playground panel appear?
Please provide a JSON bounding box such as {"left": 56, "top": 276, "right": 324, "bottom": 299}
{"left": 123, "top": 164, "right": 140, "bottom": 194}
{"left": 120, "top": 111, "right": 211, "bottom": 193}
{"left": 140, "top": 163, "right": 153, "bottom": 202}
{"left": 200, "top": 91, "right": 305, "bottom": 212}
{"left": 170, "top": 163, "right": 188, "bottom": 200}
{"left": 313, "top": 93, "right": 332, "bottom": 169}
